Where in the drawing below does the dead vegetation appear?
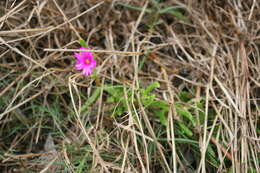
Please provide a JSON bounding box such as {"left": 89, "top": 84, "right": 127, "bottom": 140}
{"left": 0, "top": 0, "right": 259, "bottom": 172}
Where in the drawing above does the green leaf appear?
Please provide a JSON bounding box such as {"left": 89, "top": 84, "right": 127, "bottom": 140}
{"left": 112, "top": 105, "right": 125, "bottom": 117}
{"left": 177, "top": 120, "right": 193, "bottom": 136}
{"left": 104, "top": 86, "right": 124, "bottom": 98}
{"left": 156, "top": 109, "right": 168, "bottom": 126}
{"left": 178, "top": 91, "right": 191, "bottom": 102}
{"left": 79, "top": 39, "right": 88, "bottom": 48}
{"left": 176, "top": 108, "right": 196, "bottom": 126}
{"left": 206, "top": 144, "right": 219, "bottom": 167}
{"left": 107, "top": 96, "right": 115, "bottom": 103}
{"left": 149, "top": 101, "right": 168, "bottom": 110}
{"left": 142, "top": 95, "right": 156, "bottom": 107}
{"left": 144, "top": 82, "right": 160, "bottom": 95}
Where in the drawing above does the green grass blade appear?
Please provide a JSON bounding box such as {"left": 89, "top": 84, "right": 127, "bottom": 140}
{"left": 159, "top": 6, "right": 185, "bottom": 14}
{"left": 117, "top": 2, "right": 152, "bottom": 13}
{"left": 80, "top": 88, "right": 101, "bottom": 113}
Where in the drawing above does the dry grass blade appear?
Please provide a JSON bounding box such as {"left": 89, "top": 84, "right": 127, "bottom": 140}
{"left": 0, "top": 0, "right": 259, "bottom": 172}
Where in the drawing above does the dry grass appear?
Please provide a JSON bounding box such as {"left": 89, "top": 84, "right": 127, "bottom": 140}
{"left": 0, "top": 0, "right": 259, "bottom": 172}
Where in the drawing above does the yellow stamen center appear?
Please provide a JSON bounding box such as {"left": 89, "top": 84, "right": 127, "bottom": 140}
{"left": 85, "top": 59, "right": 90, "bottom": 64}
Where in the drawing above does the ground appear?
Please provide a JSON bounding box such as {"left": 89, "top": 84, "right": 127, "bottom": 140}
{"left": 0, "top": 0, "right": 259, "bottom": 172}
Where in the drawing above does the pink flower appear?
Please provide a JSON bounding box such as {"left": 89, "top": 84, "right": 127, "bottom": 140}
{"left": 74, "top": 47, "right": 96, "bottom": 76}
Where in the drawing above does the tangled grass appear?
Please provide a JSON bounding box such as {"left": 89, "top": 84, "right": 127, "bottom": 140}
{"left": 0, "top": 0, "right": 259, "bottom": 172}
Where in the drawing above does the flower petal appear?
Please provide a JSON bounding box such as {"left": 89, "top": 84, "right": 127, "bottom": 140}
{"left": 88, "top": 59, "right": 97, "bottom": 68}
{"left": 82, "top": 67, "right": 92, "bottom": 76}
{"left": 80, "top": 47, "right": 87, "bottom": 50}
{"left": 75, "top": 62, "right": 84, "bottom": 70}
{"left": 74, "top": 53, "right": 86, "bottom": 62}
{"left": 82, "top": 51, "right": 94, "bottom": 58}
{"left": 79, "top": 47, "right": 93, "bottom": 58}
{"left": 74, "top": 53, "right": 81, "bottom": 59}
{"left": 73, "top": 46, "right": 96, "bottom": 76}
